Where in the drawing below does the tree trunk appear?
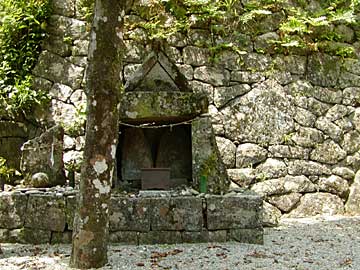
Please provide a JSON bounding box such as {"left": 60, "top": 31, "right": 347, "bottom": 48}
{"left": 70, "top": 0, "right": 127, "bottom": 268}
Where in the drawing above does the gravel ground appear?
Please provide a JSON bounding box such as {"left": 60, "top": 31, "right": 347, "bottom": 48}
{"left": 1, "top": 215, "right": 359, "bottom": 270}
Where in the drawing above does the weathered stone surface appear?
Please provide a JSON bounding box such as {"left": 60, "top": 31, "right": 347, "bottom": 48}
{"left": 167, "top": 32, "right": 187, "bottom": 47}
{"left": 274, "top": 55, "right": 307, "bottom": 75}
{"left": 176, "top": 64, "right": 194, "bottom": 81}
{"left": 338, "top": 71, "right": 360, "bottom": 88}
{"left": 51, "top": 231, "right": 72, "bottom": 244}
{"left": 30, "top": 172, "right": 51, "bottom": 188}
{"left": 49, "top": 83, "right": 73, "bottom": 102}
{"left": 124, "top": 64, "right": 141, "bottom": 81}
{"left": 192, "top": 117, "right": 229, "bottom": 194}
{"left": 215, "top": 137, "right": 236, "bottom": 168}
{"left": 332, "top": 166, "right": 355, "bottom": 180}
{"left": 325, "top": 105, "right": 349, "bottom": 122}
{"left": 0, "top": 192, "right": 27, "bottom": 229}
{"left": 262, "top": 201, "right": 281, "bottom": 227}
{"left": 123, "top": 40, "right": 146, "bottom": 63}
{"left": 306, "top": 97, "right": 332, "bottom": 116}
{"left": 151, "top": 197, "right": 203, "bottom": 231}
{"left": 110, "top": 197, "right": 150, "bottom": 232}
{"left": 236, "top": 143, "right": 267, "bottom": 168}
{"left": 216, "top": 50, "right": 242, "bottom": 70}
{"left": 65, "top": 195, "right": 76, "bottom": 230}
{"left": 251, "top": 175, "right": 316, "bottom": 196}
{"left": 228, "top": 228, "right": 264, "bottom": 244}
{"left": 268, "top": 145, "right": 310, "bottom": 159}
{"left": 50, "top": 0, "right": 75, "bottom": 17}
{"left": 267, "top": 193, "right": 302, "bottom": 213}
{"left": 138, "top": 231, "right": 182, "bottom": 245}
{"left": 156, "top": 126, "right": 192, "bottom": 180}
{"left": 47, "top": 15, "right": 86, "bottom": 39}
{"left": 346, "top": 183, "right": 360, "bottom": 214}
{"left": 7, "top": 228, "right": 51, "bottom": 244}
{"left": 189, "top": 80, "right": 214, "bottom": 103}
{"left": 182, "top": 230, "right": 227, "bottom": 243}
{"left": 227, "top": 168, "right": 256, "bottom": 187}
{"left": 241, "top": 53, "right": 272, "bottom": 72}
{"left": 33, "top": 51, "right": 84, "bottom": 89}
{"left": 255, "top": 158, "right": 287, "bottom": 179}
{"left": 119, "top": 92, "right": 208, "bottom": 122}
{"left": 231, "top": 71, "right": 265, "bottom": 84}
{"left": 342, "top": 130, "right": 360, "bottom": 154}
{"left": 194, "top": 66, "right": 230, "bottom": 86}
{"left": 315, "top": 117, "right": 343, "bottom": 142}
{"left": 125, "top": 52, "right": 190, "bottom": 92}
{"left": 335, "top": 117, "right": 354, "bottom": 133}
{"left": 343, "top": 58, "right": 360, "bottom": 75}
{"left": 291, "top": 127, "right": 324, "bottom": 147}
{"left": 343, "top": 87, "right": 360, "bottom": 106}
{"left": 254, "top": 32, "right": 279, "bottom": 52}
{"left": 188, "top": 29, "right": 212, "bottom": 47}
{"left": 109, "top": 231, "right": 138, "bottom": 244}
{"left": 288, "top": 160, "right": 331, "bottom": 175}
{"left": 222, "top": 80, "right": 295, "bottom": 145}
{"left": 72, "top": 40, "right": 90, "bottom": 56}
{"left": 346, "top": 152, "right": 360, "bottom": 171}
{"left": 318, "top": 175, "right": 350, "bottom": 198}
{"left": 285, "top": 80, "right": 342, "bottom": 103}
{"left": 310, "top": 140, "right": 347, "bottom": 164}
{"left": 294, "top": 107, "right": 316, "bottom": 127}
{"left": 307, "top": 53, "right": 340, "bottom": 87}
{"left": 49, "top": 100, "right": 81, "bottom": 133}
{"left": 0, "top": 137, "right": 25, "bottom": 170}
{"left": 214, "top": 84, "right": 251, "bottom": 108}
{"left": 183, "top": 46, "right": 210, "bottom": 66}
{"left": 121, "top": 128, "right": 152, "bottom": 181}
{"left": 207, "top": 194, "right": 262, "bottom": 230}
{"left": 42, "top": 36, "right": 71, "bottom": 57}
{"left": 354, "top": 108, "right": 360, "bottom": 132}
{"left": 24, "top": 194, "right": 66, "bottom": 232}
{"left": 285, "top": 193, "right": 344, "bottom": 217}
{"left": 20, "top": 125, "right": 66, "bottom": 187}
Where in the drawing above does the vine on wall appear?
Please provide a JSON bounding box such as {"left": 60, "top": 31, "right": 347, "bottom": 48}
{"left": 127, "top": 0, "right": 359, "bottom": 58}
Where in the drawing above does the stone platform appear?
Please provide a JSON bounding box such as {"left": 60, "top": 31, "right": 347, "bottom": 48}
{"left": 0, "top": 189, "right": 263, "bottom": 245}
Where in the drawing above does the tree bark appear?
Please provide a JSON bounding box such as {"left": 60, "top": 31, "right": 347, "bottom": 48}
{"left": 70, "top": 0, "right": 127, "bottom": 268}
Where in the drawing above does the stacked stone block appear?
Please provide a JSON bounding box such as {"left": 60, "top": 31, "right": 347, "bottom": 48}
{"left": 0, "top": 190, "right": 263, "bottom": 245}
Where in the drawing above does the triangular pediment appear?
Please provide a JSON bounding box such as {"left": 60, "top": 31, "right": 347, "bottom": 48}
{"left": 124, "top": 51, "right": 191, "bottom": 92}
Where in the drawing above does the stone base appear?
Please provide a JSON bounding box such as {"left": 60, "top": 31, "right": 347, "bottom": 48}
{"left": 0, "top": 189, "right": 263, "bottom": 245}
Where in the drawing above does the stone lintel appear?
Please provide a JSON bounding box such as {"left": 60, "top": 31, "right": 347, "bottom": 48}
{"left": 119, "top": 92, "right": 208, "bottom": 123}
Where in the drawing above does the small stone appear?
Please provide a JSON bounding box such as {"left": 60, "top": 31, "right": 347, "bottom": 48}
{"left": 267, "top": 193, "right": 302, "bottom": 213}
{"left": 215, "top": 137, "right": 236, "bottom": 168}
{"left": 227, "top": 168, "right": 256, "bottom": 188}
{"left": 255, "top": 158, "right": 287, "bottom": 179}
{"left": 331, "top": 167, "right": 355, "bottom": 180}
{"left": 310, "top": 140, "right": 347, "bottom": 164}
{"left": 183, "top": 46, "right": 210, "bottom": 66}
{"left": 284, "top": 192, "right": 344, "bottom": 218}
{"left": 30, "top": 173, "right": 50, "bottom": 188}
{"left": 194, "top": 66, "right": 230, "bottom": 86}
{"left": 288, "top": 160, "right": 331, "bottom": 176}
{"left": 292, "top": 127, "right": 324, "bottom": 147}
{"left": 262, "top": 202, "right": 281, "bottom": 227}
{"left": 318, "top": 175, "right": 350, "bottom": 198}
{"left": 236, "top": 143, "right": 267, "bottom": 168}
{"left": 251, "top": 175, "right": 315, "bottom": 196}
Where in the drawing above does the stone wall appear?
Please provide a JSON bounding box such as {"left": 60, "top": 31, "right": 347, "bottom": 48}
{"left": 0, "top": 189, "right": 263, "bottom": 245}
{"left": 1, "top": 0, "right": 360, "bottom": 224}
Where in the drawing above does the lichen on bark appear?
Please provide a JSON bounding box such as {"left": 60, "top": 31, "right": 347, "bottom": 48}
{"left": 70, "top": 0, "right": 131, "bottom": 268}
